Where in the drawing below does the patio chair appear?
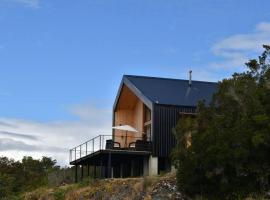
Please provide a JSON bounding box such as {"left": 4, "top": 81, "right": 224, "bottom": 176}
{"left": 105, "top": 139, "right": 121, "bottom": 149}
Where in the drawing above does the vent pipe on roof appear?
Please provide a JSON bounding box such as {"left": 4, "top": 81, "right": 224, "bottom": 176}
{"left": 189, "top": 70, "right": 192, "bottom": 87}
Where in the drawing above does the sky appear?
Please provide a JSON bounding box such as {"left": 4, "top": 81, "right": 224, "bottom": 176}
{"left": 0, "top": 0, "right": 270, "bottom": 165}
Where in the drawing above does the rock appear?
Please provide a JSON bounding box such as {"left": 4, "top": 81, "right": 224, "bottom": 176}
{"left": 265, "top": 191, "right": 270, "bottom": 198}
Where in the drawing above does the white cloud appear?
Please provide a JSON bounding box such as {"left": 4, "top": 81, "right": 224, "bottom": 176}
{"left": 0, "top": 103, "right": 112, "bottom": 166}
{"left": 9, "top": 0, "right": 40, "bottom": 8}
{"left": 0, "top": 131, "right": 39, "bottom": 140}
{"left": 210, "top": 22, "right": 270, "bottom": 70}
{"left": 69, "top": 103, "right": 111, "bottom": 125}
{"left": 0, "top": 138, "right": 66, "bottom": 152}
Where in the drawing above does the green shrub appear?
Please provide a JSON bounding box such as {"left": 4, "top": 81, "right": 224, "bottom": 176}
{"left": 53, "top": 188, "right": 66, "bottom": 200}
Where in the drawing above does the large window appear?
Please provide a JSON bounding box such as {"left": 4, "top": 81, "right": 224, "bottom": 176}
{"left": 143, "top": 106, "right": 151, "bottom": 141}
{"left": 145, "top": 106, "right": 151, "bottom": 122}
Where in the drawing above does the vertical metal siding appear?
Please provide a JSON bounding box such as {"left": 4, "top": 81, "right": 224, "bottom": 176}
{"left": 152, "top": 105, "right": 196, "bottom": 157}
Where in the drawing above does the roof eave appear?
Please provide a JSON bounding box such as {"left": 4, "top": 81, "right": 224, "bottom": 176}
{"left": 113, "top": 75, "right": 153, "bottom": 111}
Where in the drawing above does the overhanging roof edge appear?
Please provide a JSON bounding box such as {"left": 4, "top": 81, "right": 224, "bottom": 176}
{"left": 113, "top": 78, "right": 124, "bottom": 111}
{"left": 113, "top": 76, "right": 153, "bottom": 111}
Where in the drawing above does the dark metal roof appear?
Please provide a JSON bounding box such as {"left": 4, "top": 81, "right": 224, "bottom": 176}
{"left": 124, "top": 75, "right": 218, "bottom": 107}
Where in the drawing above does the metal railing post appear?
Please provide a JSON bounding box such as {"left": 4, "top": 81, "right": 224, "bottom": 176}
{"left": 86, "top": 142, "right": 88, "bottom": 156}
{"left": 102, "top": 135, "right": 104, "bottom": 149}
{"left": 70, "top": 134, "right": 116, "bottom": 163}
{"left": 92, "top": 138, "right": 94, "bottom": 153}
{"left": 101, "top": 135, "right": 102, "bottom": 150}
{"left": 99, "top": 135, "right": 101, "bottom": 150}
{"left": 80, "top": 145, "right": 82, "bottom": 158}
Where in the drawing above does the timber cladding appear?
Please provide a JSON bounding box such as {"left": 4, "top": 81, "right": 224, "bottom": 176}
{"left": 114, "top": 85, "right": 145, "bottom": 147}
{"left": 152, "top": 104, "right": 196, "bottom": 157}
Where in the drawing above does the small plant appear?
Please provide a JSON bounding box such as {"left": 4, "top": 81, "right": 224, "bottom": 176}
{"left": 142, "top": 176, "right": 157, "bottom": 191}
{"left": 53, "top": 188, "right": 66, "bottom": 200}
{"left": 78, "top": 177, "right": 93, "bottom": 187}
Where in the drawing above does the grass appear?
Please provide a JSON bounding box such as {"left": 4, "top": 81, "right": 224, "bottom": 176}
{"left": 18, "top": 172, "right": 269, "bottom": 200}
{"left": 20, "top": 178, "right": 146, "bottom": 200}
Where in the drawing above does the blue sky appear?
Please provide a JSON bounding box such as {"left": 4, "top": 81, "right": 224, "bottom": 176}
{"left": 0, "top": 0, "right": 270, "bottom": 164}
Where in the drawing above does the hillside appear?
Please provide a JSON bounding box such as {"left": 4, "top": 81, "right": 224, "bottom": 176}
{"left": 21, "top": 172, "right": 184, "bottom": 200}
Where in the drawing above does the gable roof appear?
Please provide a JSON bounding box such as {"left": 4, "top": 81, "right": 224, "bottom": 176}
{"left": 119, "top": 75, "right": 218, "bottom": 108}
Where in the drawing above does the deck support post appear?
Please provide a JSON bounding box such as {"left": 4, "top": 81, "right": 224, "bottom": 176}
{"left": 93, "top": 162, "right": 97, "bottom": 179}
{"left": 143, "top": 156, "right": 149, "bottom": 176}
{"left": 111, "top": 167, "right": 114, "bottom": 178}
{"left": 100, "top": 159, "right": 103, "bottom": 178}
{"left": 120, "top": 163, "right": 123, "bottom": 178}
{"left": 149, "top": 156, "right": 158, "bottom": 176}
{"left": 94, "top": 164, "right": 96, "bottom": 179}
{"left": 107, "top": 151, "right": 112, "bottom": 178}
{"left": 87, "top": 164, "right": 90, "bottom": 177}
{"left": 81, "top": 165, "right": 84, "bottom": 181}
{"left": 131, "top": 160, "right": 134, "bottom": 177}
{"left": 75, "top": 164, "right": 78, "bottom": 183}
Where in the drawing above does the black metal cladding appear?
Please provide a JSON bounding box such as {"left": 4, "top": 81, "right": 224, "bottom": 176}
{"left": 152, "top": 104, "right": 196, "bottom": 157}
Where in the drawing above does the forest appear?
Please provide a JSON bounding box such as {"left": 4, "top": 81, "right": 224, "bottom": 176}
{"left": 0, "top": 156, "right": 74, "bottom": 199}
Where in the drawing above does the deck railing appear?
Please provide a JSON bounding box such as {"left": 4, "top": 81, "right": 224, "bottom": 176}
{"left": 69, "top": 135, "right": 151, "bottom": 163}
{"left": 69, "top": 135, "right": 111, "bottom": 163}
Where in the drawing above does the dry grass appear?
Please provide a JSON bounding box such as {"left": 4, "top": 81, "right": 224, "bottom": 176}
{"left": 21, "top": 173, "right": 177, "bottom": 200}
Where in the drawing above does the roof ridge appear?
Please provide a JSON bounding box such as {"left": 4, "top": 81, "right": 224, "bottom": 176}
{"left": 124, "top": 74, "right": 218, "bottom": 84}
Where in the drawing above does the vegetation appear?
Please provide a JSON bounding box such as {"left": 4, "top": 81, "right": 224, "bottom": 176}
{"left": 173, "top": 45, "right": 270, "bottom": 199}
{"left": 21, "top": 172, "right": 178, "bottom": 200}
{"left": 0, "top": 156, "right": 74, "bottom": 199}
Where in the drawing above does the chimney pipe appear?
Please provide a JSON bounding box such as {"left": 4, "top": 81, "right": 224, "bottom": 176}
{"left": 189, "top": 70, "right": 192, "bottom": 87}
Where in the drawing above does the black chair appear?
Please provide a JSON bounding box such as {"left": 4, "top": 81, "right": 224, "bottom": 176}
{"left": 135, "top": 140, "right": 151, "bottom": 151}
{"left": 106, "top": 139, "right": 121, "bottom": 149}
{"left": 129, "top": 142, "right": 136, "bottom": 149}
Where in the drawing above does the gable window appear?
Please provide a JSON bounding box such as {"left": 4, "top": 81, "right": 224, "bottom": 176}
{"left": 143, "top": 105, "right": 152, "bottom": 141}
{"left": 145, "top": 106, "right": 151, "bottom": 122}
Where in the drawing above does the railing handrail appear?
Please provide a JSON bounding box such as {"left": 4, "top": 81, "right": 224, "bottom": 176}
{"left": 70, "top": 134, "right": 150, "bottom": 151}
{"left": 69, "top": 134, "right": 152, "bottom": 163}
{"left": 70, "top": 134, "right": 112, "bottom": 151}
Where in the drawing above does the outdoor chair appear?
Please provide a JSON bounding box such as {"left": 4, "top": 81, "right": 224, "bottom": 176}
{"left": 132, "top": 140, "right": 151, "bottom": 151}
{"left": 129, "top": 142, "right": 136, "bottom": 149}
{"left": 105, "top": 139, "right": 121, "bottom": 149}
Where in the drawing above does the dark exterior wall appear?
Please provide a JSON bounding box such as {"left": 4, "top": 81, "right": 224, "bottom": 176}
{"left": 152, "top": 104, "right": 196, "bottom": 157}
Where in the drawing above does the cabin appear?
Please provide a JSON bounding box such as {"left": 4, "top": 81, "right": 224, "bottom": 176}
{"left": 69, "top": 75, "right": 218, "bottom": 181}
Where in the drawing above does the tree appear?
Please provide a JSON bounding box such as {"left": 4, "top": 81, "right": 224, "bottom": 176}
{"left": 0, "top": 156, "right": 59, "bottom": 199}
{"left": 173, "top": 45, "right": 270, "bottom": 199}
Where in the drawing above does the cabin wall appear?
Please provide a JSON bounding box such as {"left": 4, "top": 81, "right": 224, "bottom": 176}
{"left": 114, "top": 100, "right": 144, "bottom": 147}
{"left": 115, "top": 110, "right": 134, "bottom": 126}
{"left": 152, "top": 105, "right": 196, "bottom": 157}
{"left": 133, "top": 101, "right": 144, "bottom": 134}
